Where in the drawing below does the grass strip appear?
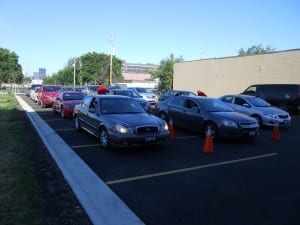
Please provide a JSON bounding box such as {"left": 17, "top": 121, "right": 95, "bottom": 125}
{"left": 0, "top": 94, "right": 43, "bottom": 225}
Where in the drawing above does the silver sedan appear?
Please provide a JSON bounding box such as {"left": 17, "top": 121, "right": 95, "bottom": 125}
{"left": 219, "top": 94, "right": 291, "bottom": 127}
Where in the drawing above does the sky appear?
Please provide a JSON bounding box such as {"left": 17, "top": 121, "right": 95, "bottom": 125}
{"left": 1, "top": 0, "right": 300, "bottom": 76}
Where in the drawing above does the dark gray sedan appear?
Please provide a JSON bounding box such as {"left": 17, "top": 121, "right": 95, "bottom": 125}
{"left": 156, "top": 96, "right": 259, "bottom": 139}
{"left": 73, "top": 95, "right": 169, "bottom": 150}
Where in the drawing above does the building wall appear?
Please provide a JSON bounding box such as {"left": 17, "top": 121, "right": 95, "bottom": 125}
{"left": 173, "top": 49, "right": 300, "bottom": 97}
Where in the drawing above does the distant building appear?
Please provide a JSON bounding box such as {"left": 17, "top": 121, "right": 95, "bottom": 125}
{"left": 122, "top": 62, "right": 158, "bottom": 73}
{"left": 39, "top": 68, "right": 46, "bottom": 79}
{"left": 120, "top": 62, "right": 159, "bottom": 88}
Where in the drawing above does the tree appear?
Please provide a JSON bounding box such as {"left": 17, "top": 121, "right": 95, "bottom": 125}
{"left": 45, "top": 52, "right": 123, "bottom": 86}
{"left": 151, "top": 54, "right": 183, "bottom": 93}
{"left": 0, "top": 48, "right": 23, "bottom": 88}
{"left": 238, "top": 44, "right": 276, "bottom": 56}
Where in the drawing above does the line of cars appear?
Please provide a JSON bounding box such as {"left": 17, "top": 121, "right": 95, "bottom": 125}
{"left": 25, "top": 83, "right": 293, "bottom": 150}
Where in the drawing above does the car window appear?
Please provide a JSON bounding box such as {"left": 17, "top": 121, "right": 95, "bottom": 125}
{"left": 221, "top": 96, "right": 233, "bottom": 103}
{"left": 82, "top": 96, "right": 93, "bottom": 108}
{"left": 63, "top": 92, "right": 85, "bottom": 101}
{"left": 234, "top": 97, "right": 247, "bottom": 106}
{"left": 100, "top": 99, "right": 144, "bottom": 114}
{"left": 169, "top": 97, "right": 186, "bottom": 107}
{"left": 199, "top": 98, "right": 234, "bottom": 112}
{"left": 185, "top": 99, "right": 199, "bottom": 110}
{"left": 247, "top": 97, "right": 271, "bottom": 107}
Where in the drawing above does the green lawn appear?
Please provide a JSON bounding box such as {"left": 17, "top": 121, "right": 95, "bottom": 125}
{"left": 0, "top": 94, "right": 43, "bottom": 225}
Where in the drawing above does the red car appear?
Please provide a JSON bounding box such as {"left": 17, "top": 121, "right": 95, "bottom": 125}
{"left": 37, "top": 85, "right": 61, "bottom": 107}
{"left": 52, "top": 91, "right": 85, "bottom": 118}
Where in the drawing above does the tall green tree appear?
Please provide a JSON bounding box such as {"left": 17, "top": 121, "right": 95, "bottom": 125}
{"left": 0, "top": 48, "right": 23, "bottom": 87}
{"left": 151, "top": 54, "right": 183, "bottom": 93}
{"left": 45, "top": 52, "right": 123, "bottom": 86}
{"left": 238, "top": 44, "right": 276, "bottom": 56}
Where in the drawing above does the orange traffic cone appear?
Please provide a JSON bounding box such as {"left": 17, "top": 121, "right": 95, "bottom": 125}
{"left": 271, "top": 122, "right": 280, "bottom": 141}
{"left": 202, "top": 125, "right": 214, "bottom": 153}
{"left": 168, "top": 117, "right": 175, "bottom": 140}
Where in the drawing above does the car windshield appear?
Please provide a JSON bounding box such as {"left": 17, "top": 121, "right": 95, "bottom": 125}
{"left": 135, "top": 87, "right": 153, "bottom": 93}
{"left": 63, "top": 92, "right": 85, "bottom": 101}
{"left": 100, "top": 99, "right": 145, "bottom": 114}
{"left": 198, "top": 98, "right": 234, "bottom": 112}
{"left": 246, "top": 97, "right": 271, "bottom": 107}
{"left": 43, "top": 86, "right": 61, "bottom": 92}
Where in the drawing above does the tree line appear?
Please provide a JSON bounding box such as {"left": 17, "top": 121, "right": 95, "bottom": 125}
{"left": 0, "top": 45, "right": 275, "bottom": 92}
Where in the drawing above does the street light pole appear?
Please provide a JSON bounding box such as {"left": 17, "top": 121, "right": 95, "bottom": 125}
{"left": 73, "top": 58, "right": 76, "bottom": 91}
{"left": 109, "top": 33, "right": 114, "bottom": 86}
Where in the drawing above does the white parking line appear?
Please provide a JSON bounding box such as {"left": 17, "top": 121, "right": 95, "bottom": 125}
{"left": 106, "top": 153, "right": 278, "bottom": 185}
{"left": 71, "top": 144, "right": 100, "bottom": 148}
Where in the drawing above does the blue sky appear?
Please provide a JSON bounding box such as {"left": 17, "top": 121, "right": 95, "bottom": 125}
{"left": 1, "top": 0, "right": 299, "bottom": 75}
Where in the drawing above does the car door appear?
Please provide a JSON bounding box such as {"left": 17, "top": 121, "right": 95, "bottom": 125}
{"left": 86, "top": 97, "right": 102, "bottom": 137}
{"left": 182, "top": 98, "right": 203, "bottom": 132}
{"left": 167, "top": 97, "right": 186, "bottom": 128}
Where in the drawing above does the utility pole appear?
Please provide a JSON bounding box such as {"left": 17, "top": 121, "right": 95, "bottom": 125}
{"left": 73, "top": 58, "right": 76, "bottom": 91}
{"left": 109, "top": 33, "right": 114, "bottom": 86}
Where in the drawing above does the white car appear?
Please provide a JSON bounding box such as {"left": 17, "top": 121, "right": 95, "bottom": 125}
{"left": 219, "top": 94, "right": 291, "bottom": 127}
{"left": 128, "top": 87, "right": 158, "bottom": 105}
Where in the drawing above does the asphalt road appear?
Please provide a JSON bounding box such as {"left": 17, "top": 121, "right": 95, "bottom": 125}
{"left": 22, "top": 95, "right": 300, "bottom": 225}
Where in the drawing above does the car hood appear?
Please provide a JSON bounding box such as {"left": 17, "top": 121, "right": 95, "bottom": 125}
{"left": 254, "top": 106, "right": 289, "bottom": 115}
{"left": 106, "top": 113, "right": 163, "bottom": 127}
{"left": 210, "top": 111, "right": 257, "bottom": 123}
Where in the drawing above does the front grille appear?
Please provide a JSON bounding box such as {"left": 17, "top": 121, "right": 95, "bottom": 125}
{"left": 136, "top": 126, "right": 159, "bottom": 134}
{"left": 278, "top": 115, "right": 289, "bottom": 119}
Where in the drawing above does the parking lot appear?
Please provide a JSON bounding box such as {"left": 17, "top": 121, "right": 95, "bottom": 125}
{"left": 21, "top": 94, "right": 300, "bottom": 225}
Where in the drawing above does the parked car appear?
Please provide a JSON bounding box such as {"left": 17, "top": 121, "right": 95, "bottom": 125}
{"left": 37, "top": 85, "right": 61, "bottom": 107}
{"left": 73, "top": 95, "right": 169, "bottom": 150}
{"left": 52, "top": 91, "right": 85, "bottom": 118}
{"left": 128, "top": 87, "right": 158, "bottom": 105}
{"left": 82, "top": 85, "right": 99, "bottom": 95}
{"left": 158, "top": 90, "right": 197, "bottom": 102}
{"left": 109, "top": 88, "right": 150, "bottom": 112}
{"left": 156, "top": 96, "right": 259, "bottom": 139}
{"left": 219, "top": 94, "right": 291, "bottom": 127}
{"left": 241, "top": 84, "right": 300, "bottom": 114}
{"left": 30, "top": 86, "right": 41, "bottom": 103}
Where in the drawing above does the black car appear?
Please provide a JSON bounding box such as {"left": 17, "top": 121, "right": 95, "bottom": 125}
{"left": 156, "top": 95, "right": 259, "bottom": 139}
{"left": 73, "top": 95, "right": 169, "bottom": 150}
{"left": 241, "top": 84, "right": 300, "bottom": 114}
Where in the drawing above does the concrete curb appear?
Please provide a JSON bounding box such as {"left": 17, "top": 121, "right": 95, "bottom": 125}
{"left": 15, "top": 95, "right": 145, "bottom": 225}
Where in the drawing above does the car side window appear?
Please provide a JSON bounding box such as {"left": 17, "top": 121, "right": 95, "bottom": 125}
{"left": 234, "top": 97, "right": 247, "bottom": 106}
{"left": 185, "top": 99, "right": 198, "bottom": 110}
{"left": 82, "top": 96, "right": 93, "bottom": 108}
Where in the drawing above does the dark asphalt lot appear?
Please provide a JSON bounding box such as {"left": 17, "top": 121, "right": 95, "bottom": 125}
{"left": 23, "top": 95, "right": 300, "bottom": 225}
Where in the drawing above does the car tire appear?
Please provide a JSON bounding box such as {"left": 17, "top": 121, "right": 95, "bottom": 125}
{"left": 60, "top": 107, "right": 65, "bottom": 118}
{"left": 203, "top": 122, "right": 218, "bottom": 139}
{"left": 253, "top": 115, "right": 263, "bottom": 127}
{"left": 74, "top": 116, "right": 82, "bottom": 131}
{"left": 99, "top": 127, "right": 111, "bottom": 150}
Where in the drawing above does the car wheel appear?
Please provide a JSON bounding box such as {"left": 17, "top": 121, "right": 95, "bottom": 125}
{"left": 159, "top": 111, "right": 168, "bottom": 121}
{"left": 74, "top": 116, "right": 81, "bottom": 131}
{"left": 203, "top": 122, "right": 218, "bottom": 139}
{"left": 60, "top": 107, "right": 65, "bottom": 118}
{"left": 253, "top": 115, "right": 263, "bottom": 127}
{"left": 52, "top": 105, "right": 56, "bottom": 113}
{"left": 99, "top": 127, "right": 110, "bottom": 150}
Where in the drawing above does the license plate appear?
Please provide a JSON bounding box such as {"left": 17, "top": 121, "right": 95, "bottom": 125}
{"left": 249, "top": 131, "right": 256, "bottom": 136}
{"left": 145, "top": 136, "right": 156, "bottom": 142}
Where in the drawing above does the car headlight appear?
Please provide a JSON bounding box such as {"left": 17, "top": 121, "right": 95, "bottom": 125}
{"left": 222, "top": 119, "right": 238, "bottom": 128}
{"left": 115, "top": 124, "right": 133, "bottom": 134}
{"left": 263, "top": 112, "right": 277, "bottom": 119}
{"left": 163, "top": 121, "right": 169, "bottom": 131}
